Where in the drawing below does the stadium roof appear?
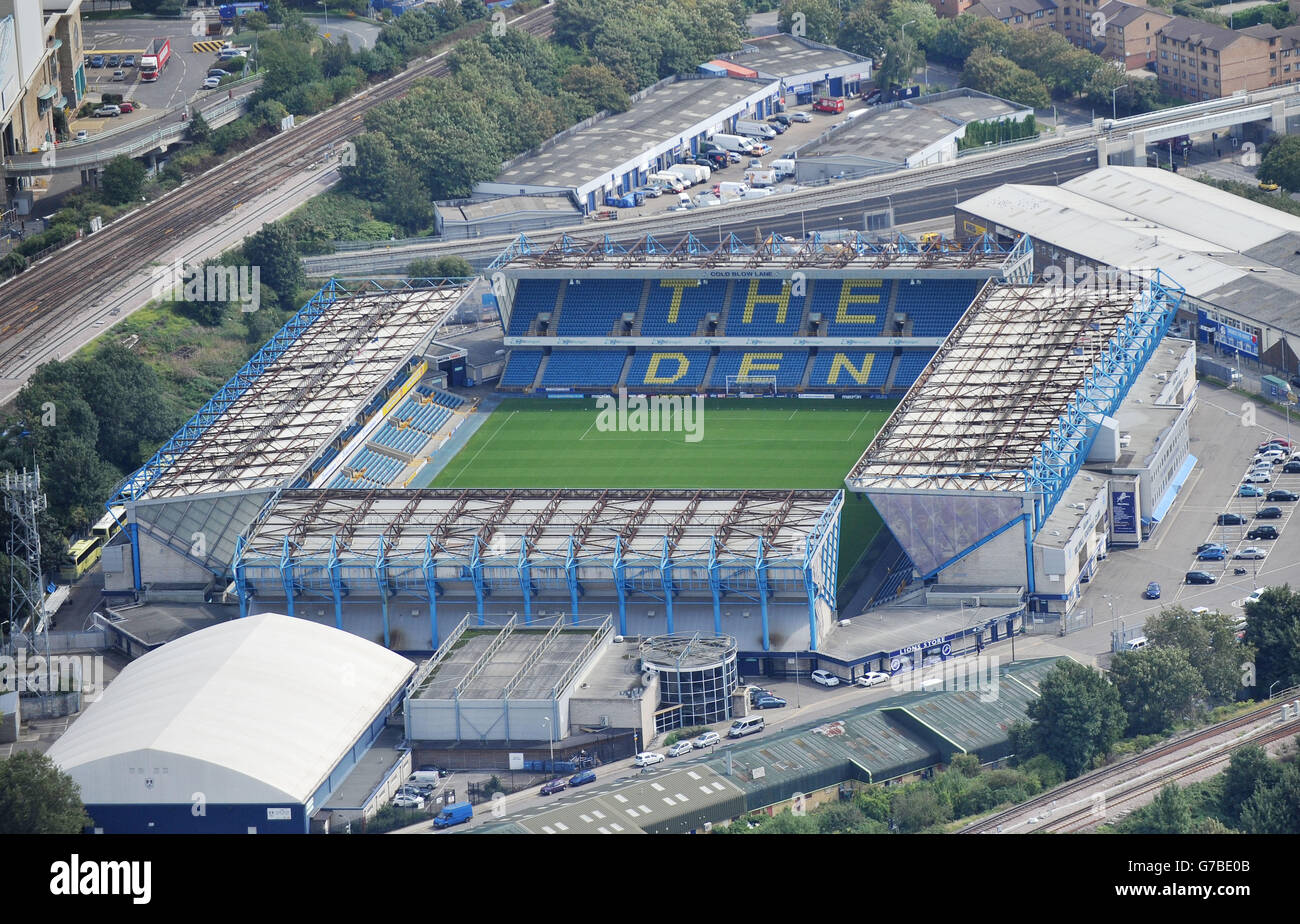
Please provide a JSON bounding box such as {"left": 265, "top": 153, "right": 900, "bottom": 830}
{"left": 46, "top": 613, "right": 414, "bottom": 806}
{"left": 119, "top": 282, "right": 467, "bottom": 502}
{"left": 491, "top": 230, "right": 1025, "bottom": 274}
{"left": 846, "top": 282, "right": 1171, "bottom": 492}
{"left": 243, "top": 488, "right": 840, "bottom": 560}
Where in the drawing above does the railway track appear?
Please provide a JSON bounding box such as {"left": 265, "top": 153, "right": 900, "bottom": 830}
{"left": 0, "top": 2, "right": 555, "bottom": 384}
{"left": 959, "top": 688, "right": 1300, "bottom": 834}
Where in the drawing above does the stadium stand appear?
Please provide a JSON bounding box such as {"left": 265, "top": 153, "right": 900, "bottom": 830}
{"left": 330, "top": 447, "right": 408, "bottom": 490}
{"left": 897, "top": 279, "right": 983, "bottom": 336}
{"left": 501, "top": 350, "right": 545, "bottom": 388}
{"left": 709, "top": 351, "right": 807, "bottom": 388}
{"left": 810, "top": 351, "right": 891, "bottom": 389}
{"left": 893, "top": 351, "right": 937, "bottom": 389}
{"left": 812, "top": 279, "right": 891, "bottom": 337}
{"left": 625, "top": 350, "right": 712, "bottom": 389}
{"left": 725, "top": 278, "right": 808, "bottom": 337}
{"left": 640, "top": 279, "right": 728, "bottom": 335}
{"left": 506, "top": 280, "right": 561, "bottom": 336}
{"left": 541, "top": 350, "right": 628, "bottom": 387}
{"left": 556, "top": 280, "right": 644, "bottom": 335}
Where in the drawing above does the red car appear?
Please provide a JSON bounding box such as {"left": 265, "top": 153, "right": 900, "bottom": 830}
{"left": 1258, "top": 438, "right": 1291, "bottom": 450}
{"left": 119, "top": 101, "right": 135, "bottom": 114}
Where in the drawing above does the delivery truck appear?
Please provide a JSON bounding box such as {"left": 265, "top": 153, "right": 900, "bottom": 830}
{"left": 711, "top": 133, "right": 756, "bottom": 155}
{"left": 139, "top": 37, "right": 171, "bottom": 82}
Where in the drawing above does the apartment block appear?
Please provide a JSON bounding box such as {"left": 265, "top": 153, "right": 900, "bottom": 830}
{"left": 1156, "top": 18, "right": 1271, "bottom": 101}
{"left": 1097, "top": 1, "right": 1174, "bottom": 69}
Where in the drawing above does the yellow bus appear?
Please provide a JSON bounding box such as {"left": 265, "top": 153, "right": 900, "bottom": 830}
{"left": 91, "top": 506, "right": 126, "bottom": 543}
{"left": 60, "top": 537, "right": 104, "bottom": 582}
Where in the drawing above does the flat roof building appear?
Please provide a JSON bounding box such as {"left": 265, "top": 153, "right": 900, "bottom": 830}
{"left": 713, "top": 33, "right": 871, "bottom": 101}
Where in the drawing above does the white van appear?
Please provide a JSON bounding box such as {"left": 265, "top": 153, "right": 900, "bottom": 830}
{"left": 736, "top": 119, "right": 777, "bottom": 140}
{"left": 712, "top": 133, "right": 756, "bottom": 155}
{"left": 728, "top": 715, "right": 765, "bottom": 738}
{"left": 1125, "top": 636, "right": 1148, "bottom": 651}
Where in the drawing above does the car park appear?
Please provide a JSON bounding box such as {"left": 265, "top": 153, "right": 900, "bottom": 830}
{"left": 539, "top": 778, "right": 567, "bottom": 795}
{"left": 1240, "top": 484, "right": 1265, "bottom": 497}
{"left": 693, "top": 731, "right": 721, "bottom": 748}
{"left": 1144, "top": 581, "right": 1161, "bottom": 599}
{"left": 857, "top": 671, "right": 890, "bottom": 687}
{"left": 634, "top": 751, "right": 665, "bottom": 767}
{"left": 1185, "top": 571, "right": 1217, "bottom": 584}
{"left": 1256, "top": 506, "right": 1283, "bottom": 519}
{"left": 1243, "top": 471, "right": 1273, "bottom": 483}
{"left": 1234, "top": 547, "right": 1268, "bottom": 559}
{"left": 666, "top": 741, "right": 694, "bottom": 758}
{"left": 1267, "top": 490, "right": 1299, "bottom": 502}
{"left": 810, "top": 669, "right": 840, "bottom": 687}
{"left": 754, "top": 694, "right": 787, "bottom": 708}
{"left": 1247, "top": 525, "right": 1279, "bottom": 540}
{"left": 1197, "top": 547, "right": 1226, "bottom": 561}
{"left": 568, "top": 769, "right": 597, "bottom": 786}
{"left": 1217, "top": 513, "right": 1247, "bottom": 525}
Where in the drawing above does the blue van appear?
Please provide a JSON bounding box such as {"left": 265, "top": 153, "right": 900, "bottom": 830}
{"left": 432, "top": 801, "right": 473, "bottom": 829}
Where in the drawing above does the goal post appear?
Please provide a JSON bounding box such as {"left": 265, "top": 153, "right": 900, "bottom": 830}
{"left": 725, "top": 374, "right": 777, "bottom": 396}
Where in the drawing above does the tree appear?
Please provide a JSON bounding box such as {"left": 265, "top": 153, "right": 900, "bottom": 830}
{"left": 1143, "top": 607, "right": 1251, "bottom": 705}
{"left": 100, "top": 155, "right": 146, "bottom": 206}
{"left": 886, "top": 2, "right": 941, "bottom": 50}
{"left": 1220, "top": 744, "right": 1283, "bottom": 827}
{"left": 409, "top": 255, "right": 475, "bottom": 279}
{"left": 1110, "top": 646, "right": 1206, "bottom": 736}
{"left": 778, "top": 0, "right": 840, "bottom": 44}
{"left": 837, "top": 5, "right": 890, "bottom": 62}
{"left": 891, "top": 784, "right": 952, "bottom": 832}
{"left": 1238, "top": 763, "right": 1300, "bottom": 834}
{"left": 187, "top": 109, "right": 212, "bottom": 144}
{"left": 1242, "top": 583, "right": 1300, "bottom": 693}
{"left": 244, "top": 223, "right": 305, "bottom": 312}
{"left": 876, "top": 35, "right": 922, "bottom": 91}
{"left": 1124, "top": 783, "right": 1192, "bottom": 834}
{"left": 561, "top": 63, "right": 630, "bottom": 115}
{"left": 1025, "top": 659, "right": 1126, "bottom": 777}
{"left": 854, "top": 784, "right": 892, "bottom": 823}
{"left": 1260, "top": 136, "right": 1300, "bottom": 192}
{"left": 0, "top": 752, "right": 92, "bottom": 834}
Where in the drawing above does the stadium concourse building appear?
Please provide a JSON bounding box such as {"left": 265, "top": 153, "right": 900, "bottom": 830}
{"left": 45, "top": 614, "right": 415, "bottom": 834}
{"left": 843, "top": 275, "right": 1193, "bottom": 638}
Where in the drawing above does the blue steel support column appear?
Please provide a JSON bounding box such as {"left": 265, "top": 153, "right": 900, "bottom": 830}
{"left": 471, "top": 537, "right": 486, "bottom": 625}
{"left": 612, "top": 536, "right": 628, "bottom": 636}
{"left": 328, "top": 536, "right": 343, "bottom": 631}
{"left": 422, "top": 536, "right": 440, "bottom": 649}
{"left": 803, "top": 536, "right": 819, "bottom": 653}
{"left": 518, "top": 538, "right": 532, "bottom": 625}
{"left": 756, "top": 540, "right": 770, "bottom": 652}
{"left": 565, "top": 537, "right": 580, "bottom": 624}
{"left": 708, "top": 537, "right": 722, "bottom": 636}
{"left": 279, "top": 537, "right": 295, "bottom": 620}
{"left": 128, "top": 522, "right": 142, "bottom": 590}
{"left": 375, "top": 538, "right": 390, "bottom": 649}
{"left": 1023, "top": 513, "right": 1037, "bottom": 595}
{"left": 233, "top": 535, "right": 248, "bottom": 620}
{"left": 660, "top": 537, "right": 675, "bottom": 635}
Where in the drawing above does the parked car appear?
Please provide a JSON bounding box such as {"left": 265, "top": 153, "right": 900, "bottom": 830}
{"left": 568, "top": 769, "right": 597, "bottom": 787}
{"left": 106, "top": 54, "right": 120, "bottom": 67}
{"left": 118, "top": 101, "right": 134, "bottom": 113}
{"left": 1259, "top": 438, "right": 1291, "bottom": 450}
{"left": 789, "top": 111, "right": 813, "bottom": 122}
{"left": 1253, "top": 450, "right": 1286, "bottom": 464}
{"left": 769, "top": 114, "right": 791, "bottom": 126}
{"left": 393, "top": 794, "right": 425, "bottom": 809}
{"left": 1196, "top": 543, "right": 1228, "bottom": 554}
{"left": 749, "top": 141, "right": 772, "bottom": 155}
{"left": 747, "top": 687, "right": 772, "bottom": 705}
{"left": 1247, "top": 525, "right": 1280, "bottom": 540}
{"left": 111, "top": 69, "right": 126, "bottom": 81}
{"left": 666, "top": 741, "right": 694, "bottom": 758}
{"left": 1244, "top": 471, "right": 1273, "bottom": 483}
{"left": 1197, "top": 547, "right": 1227, "bottom": 561}
{"left": 693, "top": 731, "right": 721, "bottom": 748}
{"left": 1256, "top": 506, "right": 1284, "bottom": 519}
{"left": 74, "top": 129, "right": 88, "bottom": 141}
{"left": 1267, "top": 490, "right": 1299, "bottom": 501}
{"left": 1185, "top": 571, "right": 1217, "bottom": 585}
{"left": 857, "top": 671, "right": 890, "bottom": 687}
{"left": 1217, "top": 513, "right": 1247, "bottom": 525}
{"left": 89, "top": 54, "right": 105, "bottom": 68}
{"left": 123, "top": 54, "right": 136, "bottom": 67}
{"left": 1284, "top": 461, "right": 1300, "bottom": 474}
{"left": 208, "top": 68, "right": 228, "bottom": 78}
{"left": 93, "top": 105, "right": 121, "bottom": 118}
{"left": 764, "top": 120, "right": 787, "bottom": 133}
{"left": 810, "top": 669, "right": 840, "bottom": 687}
{"left": 1240, "top": 484, "right": 1266, "bottom": 497}
{"left": 754, "top": 694, "right": 787, "bottom": 709}
{"left": 1260, "top": 181, "right": 1281, "bottom": 192}
{"left": 539, "top": 778, "right": 567, "bottom": 795}
{"left": 203, "top": 75, "right": 223, "bottom": 89}
{"left": 1144, "top": 581, "right": 1161, "bottom": 599}
{"left": 634, "top": 751, "right": 665, "bottom": 767}
{"left": 1234, "top": 547, "right": 1268, "bottom": 559}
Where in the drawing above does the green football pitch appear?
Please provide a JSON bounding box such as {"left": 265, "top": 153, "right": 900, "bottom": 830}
{"left": 431, "top": 398, "right": 896, "bottom": 590}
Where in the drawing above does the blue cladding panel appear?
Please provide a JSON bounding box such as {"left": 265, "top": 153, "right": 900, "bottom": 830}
{"left": 82, "top": 802, "right": 307, "bottom": 834}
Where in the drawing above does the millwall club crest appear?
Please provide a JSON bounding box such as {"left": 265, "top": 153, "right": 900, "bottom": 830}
{"left": 145, "top": 777, "right": 154, "bottom": 790}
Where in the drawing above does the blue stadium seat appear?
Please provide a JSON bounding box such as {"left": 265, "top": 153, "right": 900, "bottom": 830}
{"left": 556, "top": 280, "right": 644, "bottom": 335}
{"left": 501, "top": 350, "right": 545, "bottom": 387}
{"left": 709, "top": 351, "right": 806, "bottom": 388}
{"left": 508, "top": 279, "right": 561, "bottom": 336}
{"left": 641, "top": 280, "right": 727, "bottom": 335}
{"left": 810, "top": 351, "right": 890, "bottom": 388}
{"left": 725, "top": 278, "right": 808, "bottom": 337}
{"left": 896, "top": 280, "right": 982, "bottom": 337}
{"left": 811, "top": 278, "right": 890, "bottom": 336}
{"left": 541, "top": 351, "right": 627, "bottom": 387}
{"left": 893, "top": 351, "right": 937, "bottom": 389}
{"left": 625, "top": 350, "right": 711, "bottom": 389}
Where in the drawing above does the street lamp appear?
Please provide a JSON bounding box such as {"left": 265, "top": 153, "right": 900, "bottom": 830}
{"left": 1269, "top": 680, "right": 1282, "bottom": 699}
{"left": 541, "top": 715, "right": 554, "bottom": 770}
{"left": 320, "top": 0, "right": 329, "bottom": 25}
{"left": 1111, "top": 84, "right": 1128, "bottom": 123}
{"left": 900, "top": 19, "right": 917, "bottom": 40}
{"left": 1053, "top": 171, "right": 1060, "bottom": 186}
